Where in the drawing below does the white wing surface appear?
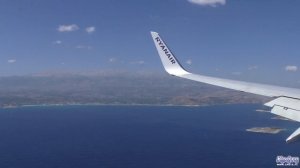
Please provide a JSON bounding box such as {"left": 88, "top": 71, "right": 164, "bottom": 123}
{"left": 151, "top": 31, "right": 300, "bottom": 143}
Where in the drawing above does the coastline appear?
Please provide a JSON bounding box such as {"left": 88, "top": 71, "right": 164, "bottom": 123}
{"left": 1, "top": 102, "right": 262, "bottom": 109}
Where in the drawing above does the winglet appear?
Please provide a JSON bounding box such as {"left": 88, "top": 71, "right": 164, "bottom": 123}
{"left": 150, "top": 31, "right": 189, "bottom": 76}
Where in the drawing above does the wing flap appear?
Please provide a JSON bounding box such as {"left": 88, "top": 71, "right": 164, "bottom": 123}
{"left": 265, "top": 97, "right": 300, "bottom": 111}
{"left": 270, "top": 106, "right": 300, "bottom": 122}
{"left": 265, "top": 97, "right": 300, "bottom": 122}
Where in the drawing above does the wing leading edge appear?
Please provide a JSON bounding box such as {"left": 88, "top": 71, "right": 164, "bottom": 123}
{"left": 151, "top": 31, "right": 300, "bottom": 143}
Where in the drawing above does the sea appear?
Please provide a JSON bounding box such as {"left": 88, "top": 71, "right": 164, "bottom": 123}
{"left": 0, "top": 104, "right": 299, "bottom": 168}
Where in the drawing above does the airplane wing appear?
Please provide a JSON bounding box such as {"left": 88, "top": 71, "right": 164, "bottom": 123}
{"left": 150, "top": 31, "right": 300, "bottom": 143}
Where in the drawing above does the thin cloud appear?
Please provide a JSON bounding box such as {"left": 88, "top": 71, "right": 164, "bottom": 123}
{"left": 57, "top": 24, "right": 79, "bottom": 32}
{"left": 131, "top": 60, "right": 145, "bottom": 65}
{"left": 248, "top": 65, "right": 258, "bottom": 70}
{"left": 232, "top": 72, "right": 242, "bottom": 76}
{"left": 188, "top": 0, "right": 226, "bottom": 7}
{"left": 76, "top": 45, "right": 92, "bottom": 50}
{"left": 53, "top": 40, "right": 62, "bottom": 44}
{"left": 86, "top": 26, "right": 96, "bottom": 34}
{"left": 285, "top": 65, "right": 298, "bottom": 72}
{"left": 8, "top": 59, "right": 16, "bottom": 63}
{"left": 109, "top": 58, "right": 117, "bottom": 63}
{"left": 186, "top": 59, "right": 192, "bottom": 65}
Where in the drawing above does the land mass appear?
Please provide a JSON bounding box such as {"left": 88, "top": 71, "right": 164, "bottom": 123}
{"left": 255, "top": 109, "right": 271, "bottom": 113}
{"left": 0, "top": 72, "right": 271, "bottom": 108}
{"left": 246, "top": 127, "right": 286, "bottom": 134}
{"left": 271, "top": 116, "right": 293, "bottom": 121}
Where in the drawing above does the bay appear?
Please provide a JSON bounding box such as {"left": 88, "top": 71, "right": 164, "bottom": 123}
{"left": 0, "top": 104, "right": 298, "bottom": 168}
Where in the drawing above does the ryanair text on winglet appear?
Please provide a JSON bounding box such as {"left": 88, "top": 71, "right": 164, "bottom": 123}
{"left": 155, "top": 37, "right": 176, "bottom": 64}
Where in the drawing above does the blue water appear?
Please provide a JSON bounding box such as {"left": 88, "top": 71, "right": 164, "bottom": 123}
{"left": 0, "top": 104, "right": 298, "bottom": 168}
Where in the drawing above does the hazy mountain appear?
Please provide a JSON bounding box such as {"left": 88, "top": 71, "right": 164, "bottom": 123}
{"left": 0, "top": 73, "right": 270, "bottom": 107}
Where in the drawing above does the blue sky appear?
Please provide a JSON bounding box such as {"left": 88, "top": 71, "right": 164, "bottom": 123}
{"left": 0, "top": 0, "right": 300, "bottom": 86}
